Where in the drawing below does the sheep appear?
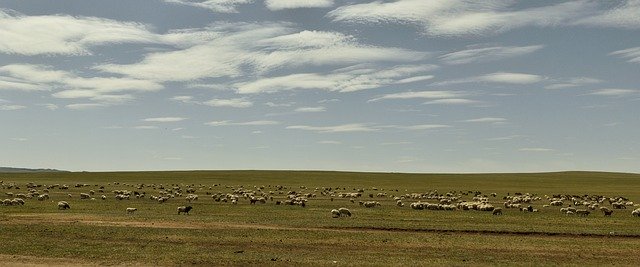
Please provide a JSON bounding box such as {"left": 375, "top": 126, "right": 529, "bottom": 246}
{"left": 177, "top": 205, "right": 193, "bottom": 215}
{"left": 492, "top": 208, "right": 503, "bottom": 215}
{"left": 331, "top": 209, "right": 341, "bottom": 218}
{"left": 12, "top": 198, "right": 25, "bottom": 205}
{"left": 101, "top": 195, "right": 107, "bottom": 200}
{"left": 57, "top": 201, "right": 70, "bottom": 210}
{"left": 80, "top": 193, "right": 91, "bottom": 199}
{"left": 338, "top": 207, "right": 351, "bottom": 217}
{"left": 126, "top": 207, "right": 137, "bottom": 214}
{"left": 603, "top": 209, "right": 614, "bottom": 217}
{"left": 632, "top": 208, "right": 640, "bottom": 217}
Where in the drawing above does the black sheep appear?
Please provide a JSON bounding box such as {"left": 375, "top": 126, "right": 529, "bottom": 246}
{"left": 178, "top": 205, "right": 193, "bottom": 215}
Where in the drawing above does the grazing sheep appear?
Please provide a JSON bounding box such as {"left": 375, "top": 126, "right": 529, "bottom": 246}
{"left": 57, "top": 201, "right": 70, "bottom": 210}
{"left": 101, "top": 195, "right": 107, "bottom": 200}
{"left": 80, "top": 193, "right": 91, "bottom": 199}
{"left": 492, "top": 208, "right": 503, "bottom": 215}
{"left": 126, "top": 207, "right": 137, "bottom": 214}
{"left": 632, "top": 208, "right": 640, "bottom": 217}
{"left": 177, "top": 205, "right": 193, "bottom": 215}
{"left": 331, "top": 209, "right": 340, "bottom": 218}
{"left": 338, "top": 207, "right": 351, "bottom": 217}
{"left": 603, "top": 209, "right": 614, "bottom": 217}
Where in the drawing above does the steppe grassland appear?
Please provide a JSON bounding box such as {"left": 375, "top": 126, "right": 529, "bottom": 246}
{"left": 2, "top": 171, "right": 640, "bottom": 266}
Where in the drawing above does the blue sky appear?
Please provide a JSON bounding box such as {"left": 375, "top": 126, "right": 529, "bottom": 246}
{"left": 1, "top": 0, "right": 639, "bottom": 173}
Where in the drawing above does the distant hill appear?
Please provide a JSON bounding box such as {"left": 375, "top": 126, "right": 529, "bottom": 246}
{"left": 0, "top": 167, "right": 68, "bottom": 173}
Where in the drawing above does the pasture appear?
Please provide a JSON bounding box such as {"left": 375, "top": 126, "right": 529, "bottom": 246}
{"left": 2, "top": 170, "right": 640, "bottom": 266}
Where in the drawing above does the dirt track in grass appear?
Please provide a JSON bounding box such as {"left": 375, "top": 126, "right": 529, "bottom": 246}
{"left": 5, "top": 213, "right": 639, "bottom": 239}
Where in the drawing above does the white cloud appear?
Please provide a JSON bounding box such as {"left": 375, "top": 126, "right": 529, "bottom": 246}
{"left": 395, "top": 75, "right": 434, "bottom": 84}
{"left": 610, "top": 46, "right": 640, "bottom": 63}
{"left": 143, "top": 117, "right": 187, "bottom": 122}
{"left": 66, "top": 103, "right": 106, "bottom": 110}
{"left": 329, "top": 1, "right": 640, "bottom": 36}
{"left": 0, "top": 104, "right": 26, "bottom": 111}
{"left": 588, "top": 88, "right": 638, "bottom": 96}
{"left": 424, "top": 99, "right": 478, "bottom": 105}
{"left": 464, "top": 117, "right": 507, "bottom": 123}
{"left": 476, "top": 72, "right": 544, "bottom": 84}
{"left": 39, "top": 103, "right": 63, "bottom": 111}
{"left": 369, "top": 90, "right": 466, "bottom": 102}
{"left": 392, "top": 124, "right": 451, "bottom": 130}
{"left": 265, "top": 0, "right": 334, "bottom": 10}
{"left": 545, "top": 77, "right": 603, "bottom": 90}
{"left": 204, "top": 98, "right": 253, "bottom": 108}
{"left": 236, "top": 64, "right": 436, "bottom": 94}
{"left": 439, "top": 45, "right": 544, "bottom": 65}
{"left": 0, "top": 9, "right": 159, "bottom": 56}
{"left": 1, "top": 64, "right": 162, "bottom": 105}
{"left": 287, "top": 123, "right": 378, "bottom": 133}
{"left": 295, "top": 106, "right": 326, "bottom": 113}
{"left": 204, "top": 120, "right": 280, "bottom": 126}
{"left": 574, "top": 0, "right": 640, "bottom": 29}
{"left": 328, "top": 0, "right": 596, "bottom": 36}
{"left": 96, "top": 23, "right": 428, "bottom": 82}
{"left": 170, "top": 96, "right": 195, "bottom": 103}
{"left": 318, "top": 140, "right": 342, "bottom": 144}
{"left": 435, "top": 72, "right": 544, "bottom": 86}
{"left": 0, "top": 78, "right": 43, "bottom": 91}
{"left": 265, "top": 102, "right": 294, "bottom": 107}
{"left": 164, "top": 0, "right": 253, "bottom": 13}
{"left": 133, "top": 125, "right": 159, "bottom": 130}
{"left": 10, "top": 137, "right": 28, "bottom": 142}
{"left": 519, "top": 148, "right": 554, "bottom": 152}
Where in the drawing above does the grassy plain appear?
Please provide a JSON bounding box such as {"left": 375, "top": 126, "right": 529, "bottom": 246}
{"left": 1, "top": 170, "right": 640, "bottom": 266}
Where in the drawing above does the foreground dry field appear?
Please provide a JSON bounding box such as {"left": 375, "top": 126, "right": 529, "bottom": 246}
{"left": 2, "top": 171, "right": 640, "bottom": 266}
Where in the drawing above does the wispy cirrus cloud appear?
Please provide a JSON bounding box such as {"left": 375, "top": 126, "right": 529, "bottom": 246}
{"left": 65, "top": 103, "right": 106, "bottom": 110}
{"left": 143, "top": 117, "right": 187, "bottom": 122}
{"left": 287, "top": 123, "right": 378, "bottom": 133}
{"left": 265, "top": 0, "right": 334, "bottom": 10}
{"left": 295, "top": 106, "right": 326, "bottom": 113}
{"left": 369, "top": 90, "right": 466, "bottom": 102}
{"left": 96, "top": 23, "right": 429, "bottom": 83}
{"left": 435, "top": 72, "right": 544, "bottom": 86}
{"left": 0, "top": 104, "right": 26, "bottom": 111}
{"left": 328, "top": 0, "right": 640, "bottom": 37}
{"left": 545, "top": 77, "right": 602, "bottom": 90}
{"left": 610, "top": 46, "right": 640, "bottom": 63}
{"left": 0, "top": 64, "right": 162, "bottom": 106}
{"left": 424, "top": 99, "right": 479, "bottom": 105}
{"left": 0, "top": 9, "right": 159, "bottom": 56}
{"left": 163, "top": 0, "right": 253, "bottom": 13}
{"left": 203, "top": 98, "right": 253, "bottom": 108}
{"left": 204, "top": 120, "right": 280, "bottom": 126}
{"left": 440, "top": 45, "right": 544, "bottom": 65}
{"left": 464, "top": 117, "right": 507, "bottom": 123}
{"left": 519, "top": 147, "right": 554, "bottom": 152}
{"left": 236, "top": 64, "right": 436, "bottom": 94}
{"left": 588, "top": 88, "right": 638, "bottom": 97}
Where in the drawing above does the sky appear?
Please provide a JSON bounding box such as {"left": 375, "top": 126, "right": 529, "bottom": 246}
{"left": 0, "top": 0, "right": 639, "bottom": 173}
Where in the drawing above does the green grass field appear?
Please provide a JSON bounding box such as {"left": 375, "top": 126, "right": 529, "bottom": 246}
{"left": 2, "top": 170, "right": 640, "bottom": 266}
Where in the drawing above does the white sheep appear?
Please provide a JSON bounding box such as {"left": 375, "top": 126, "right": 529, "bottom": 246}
{"left": 126, "top": 207, "right": 137, "bottom": 214}
{"left": 331, "top": 209, "right": 340, "bottom": 218}
{"left": 338, "top": 207, "right": 351, "bottom": 217}
{"left": 631, "top": 208, "right": 640, "bottom": 217}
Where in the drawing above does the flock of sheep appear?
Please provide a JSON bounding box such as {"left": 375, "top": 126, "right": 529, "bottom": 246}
{"left": 2, "top": 180, "right": 640, "bottom": 220}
